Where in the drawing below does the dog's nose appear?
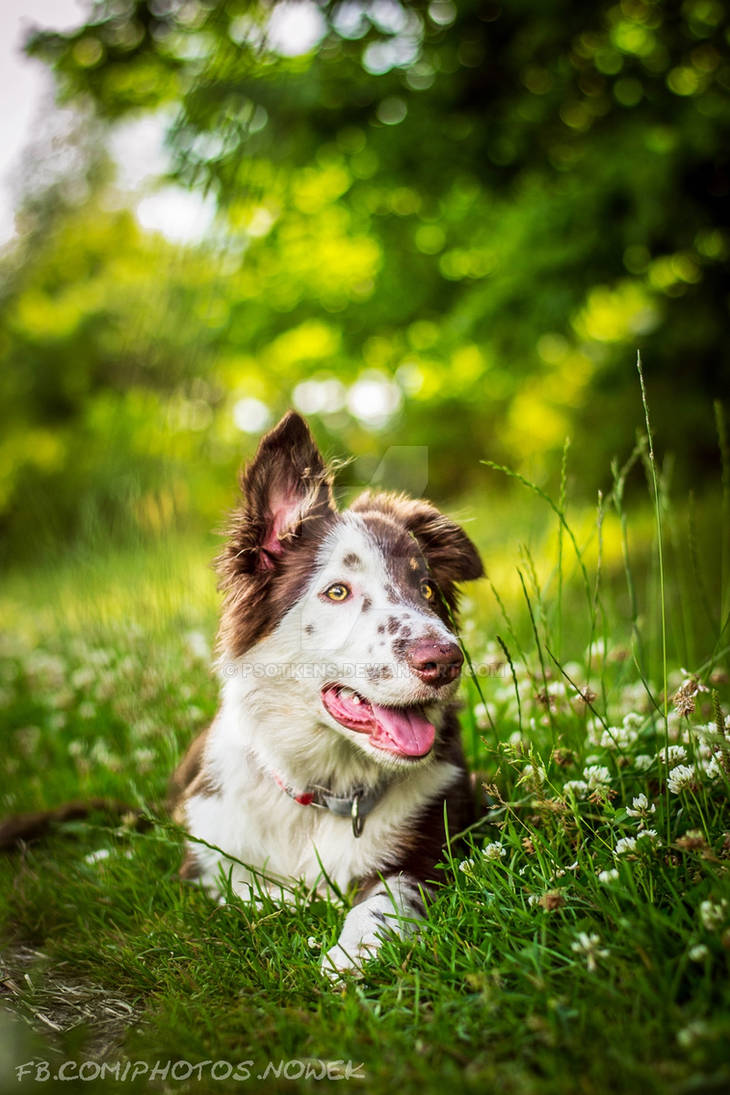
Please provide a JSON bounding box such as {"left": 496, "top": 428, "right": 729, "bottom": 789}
{"left": 407, "top": 640, "right": 464, "bottom": 687}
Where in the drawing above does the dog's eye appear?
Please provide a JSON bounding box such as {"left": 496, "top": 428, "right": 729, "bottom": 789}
{"left": 324, "top": 583, "right": 351, "bottom": 602}
{"left": 420, "top": 579, "right": 436, "bottom": 601}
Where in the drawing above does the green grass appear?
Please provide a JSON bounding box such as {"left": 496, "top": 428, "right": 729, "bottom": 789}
{"left": 1, "top": 449, "right": 729, "bottom": 1093}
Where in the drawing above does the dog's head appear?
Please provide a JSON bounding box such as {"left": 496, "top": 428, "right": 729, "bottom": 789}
{"left": 217, "top": 412, "right": 483, "bottom": 769}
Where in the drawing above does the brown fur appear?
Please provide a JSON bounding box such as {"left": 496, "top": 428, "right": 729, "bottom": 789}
{"left": 168, "top": 723, "right": 219, "bottom": 828}
{"left": 350, "top": 492, "right": 483, "bottom": 618}
{"left": 354, "top": 707, "right": 474, "bottom": 905}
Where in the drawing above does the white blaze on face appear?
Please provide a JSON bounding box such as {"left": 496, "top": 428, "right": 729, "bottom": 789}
{"left": 294, "top": 515, "right": 451, "bottom": 697}
{"left": 220, "top": 513, "right": 461, "bottom": 772}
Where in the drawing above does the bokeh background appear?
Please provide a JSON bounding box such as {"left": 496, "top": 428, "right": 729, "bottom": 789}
{"left": 1, "top": 0, "right": 728, "bottom": 654}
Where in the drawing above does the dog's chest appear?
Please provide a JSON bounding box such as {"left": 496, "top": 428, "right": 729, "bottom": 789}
{"left": 184, "top": 749, "right": 460, "bottom": 897}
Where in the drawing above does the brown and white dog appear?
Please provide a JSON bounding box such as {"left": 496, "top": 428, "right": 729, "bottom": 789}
{"left": 170, "top": 412, "right": 483, "bottom": 977}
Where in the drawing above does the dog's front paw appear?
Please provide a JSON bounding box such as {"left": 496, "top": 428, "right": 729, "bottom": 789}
{"left": 321, "top": 939, "right": 379, "bottom": 982}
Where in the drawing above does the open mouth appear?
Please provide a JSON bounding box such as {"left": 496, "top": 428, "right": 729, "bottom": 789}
{"left": 321, "top": 685, "right": 436, "bottom": 759}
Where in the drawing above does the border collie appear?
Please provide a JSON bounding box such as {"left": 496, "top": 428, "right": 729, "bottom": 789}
{"left": 169, "top": 412, "right": 483, "bottom": 977}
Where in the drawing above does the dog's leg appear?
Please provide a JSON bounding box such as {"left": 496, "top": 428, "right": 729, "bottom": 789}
{"left": 321, "top": 874, "right": 426, "bottom": 980}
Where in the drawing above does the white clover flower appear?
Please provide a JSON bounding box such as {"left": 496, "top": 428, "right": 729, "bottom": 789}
{"left": 586, "top": 719, "right": 603, "bottom": 746}
{"left": 546, "top": 681, "right": 567, "bottom": 698}
{"left": 84, "top": 848, "right": 111, "bottom": 865}
{"left": 527, "top": 894, "right": 540, "bottom": 907}
{"left": 600, "top": 726, "right": 638, "bottom": 750}
{"left": 522, "top": 763, "right": 546, "bottom": 785}
{"left": 473, "top": 702, "right": 490, "bottom": 729}
{"left": 677, "top": 1021, "right": 709, "bottom": 1049}
{"left": 661, "top": 744, "right": 687, "bottom": 766}
{"left": 307, "top": 936, "right": 320, "bottom": 951}
{"left": 614, "top": 837, "right": 637, "bottom": 856}
{"left": 598, "top": 868, "right": 619, "bottom": 883}
{"left": 626, "top": 793, "right": 656, "bottom": 819}
{"left": 570, "top": 931, "right": 608, "bottom": 972}
{"left": 699, "top": 899, "right": 728, "bottom": 932}
{"left": 636, "top": 828, "right": 659, "bottom": 843}
{"left": 133, "top": 747, "right": 156, "bottom": 772}
{"left": 583, "top": 764, "right": 611, "bottom": 788}
{"left": 71, "top": 666, "right": 95, "bottom": 690}
{"left": 667, "top": 764, "right": 696, "bottom": 794}
{"left": 621, "top": 681, "right": 651, "bottom": 709}
{"left": 622, "top": 712, "right": 643, "bottom": 729}
{"left": 483, "top": 841, "right": 507, "bottom": 861}
{"left": 90, "top": 739, "right": 113, "bottom": 764}
{"left": 634, "top": 755, "right": 653, "bottom": 771}
{"left": 458, "top": 858, "right": 474, "bottom": 874}
{"left": 703, "top": 756, "right": 722, "bottom": 780}
{"left": 688, "top": 944, "right": 709, "bottom": 962}
{"left": 88, "top": 648, "right": 113, "bottom": 667}
{"left": 563, "top": 780, "right": 589, "bottom": 799}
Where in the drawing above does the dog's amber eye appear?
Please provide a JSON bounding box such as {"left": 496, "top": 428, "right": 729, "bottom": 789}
{"left": 324, "top": 583, "right": 350, "bottom": 602}
{"left": 420, "top": 579, "right": 435, "bottom": 601}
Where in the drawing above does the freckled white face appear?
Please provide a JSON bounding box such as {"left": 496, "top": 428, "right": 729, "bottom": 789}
{"left": 256, "top": 514, "right": 464, "bottom": 767}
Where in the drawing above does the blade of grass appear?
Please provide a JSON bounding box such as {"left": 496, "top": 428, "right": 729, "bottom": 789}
{"left": 714, "top": 400, "right": 729, "bottom": 628}
{"left": 557, "top": 436, "right": 571, "bottom": 660}
{"left": 636, "top": 351, "right": 670, "bottom": 844}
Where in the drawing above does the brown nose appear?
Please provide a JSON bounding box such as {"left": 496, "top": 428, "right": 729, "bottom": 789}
{"left": 407, "top": 640, "right": 464, "bottom": 687}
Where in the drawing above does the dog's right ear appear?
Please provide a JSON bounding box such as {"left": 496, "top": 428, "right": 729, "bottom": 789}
{"left": 220, "top": 411, "right": 336, "bottom": 579}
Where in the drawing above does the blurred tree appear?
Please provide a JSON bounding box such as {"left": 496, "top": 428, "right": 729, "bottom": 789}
{"left": 26, "top": 0, "right": 730, "bottom": 462}
{"left": 0, "top": 143, "right": 229, "bottom": 556}
{"left": 2, "top": 0, "right": 728, "bottom": 555}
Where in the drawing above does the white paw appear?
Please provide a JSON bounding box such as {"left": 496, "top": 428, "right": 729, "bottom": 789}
{"left": 320, "top": 939, "right": 380, "bottom": 982}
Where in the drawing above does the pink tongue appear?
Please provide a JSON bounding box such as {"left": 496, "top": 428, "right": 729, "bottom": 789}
{"left": 370, "top": 703, "right": 435, "bottom": 757}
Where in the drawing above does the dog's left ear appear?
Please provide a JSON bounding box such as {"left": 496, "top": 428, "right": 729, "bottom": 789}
{"left": 399, "top": 499, "right": 484, "bottom": 586}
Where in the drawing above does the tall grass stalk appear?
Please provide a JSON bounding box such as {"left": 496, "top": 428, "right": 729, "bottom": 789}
{"left": 715, "top": 400, "right": 729, "bottom": 625}
{"left": 557, "top": 436, "right": 571, "bottom": 659}
{"left": 636, "top": 352, "right": 671, "bottom": 843}
{"left": 442, "top": 597, "right": 497, "bottom": 755}
{"left": 610, "top": 437, "right": 647, "bottom": 674}
{"left": 517, "top": 567, "right": 555, "bottom": 743}
{"left": 496, "top": 634, "right": 522, "bottom": 733}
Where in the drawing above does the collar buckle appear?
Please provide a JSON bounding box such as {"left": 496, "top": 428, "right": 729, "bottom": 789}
{"left": 351, "top": 793, "right": 364, "bottom": 839}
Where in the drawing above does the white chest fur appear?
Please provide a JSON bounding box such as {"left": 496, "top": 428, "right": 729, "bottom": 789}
{"left": 183, "top": 694, "right": 460, "bottom": 901}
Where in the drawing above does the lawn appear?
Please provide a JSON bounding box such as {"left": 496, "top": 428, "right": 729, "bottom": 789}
{"left": 1, "top": 458, "right": 729, "bottom": 1095}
